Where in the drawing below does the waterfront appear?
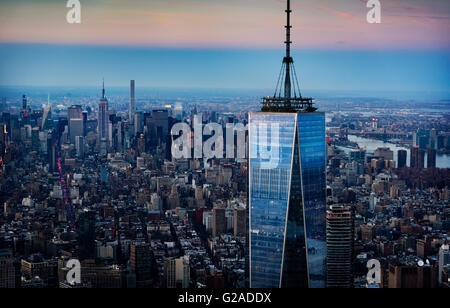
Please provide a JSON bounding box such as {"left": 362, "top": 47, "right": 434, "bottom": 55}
{"left": 337, "top": 135, "right": 450, "bottom": 169}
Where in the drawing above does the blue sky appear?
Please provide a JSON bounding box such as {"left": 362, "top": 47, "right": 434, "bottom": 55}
{"left": 0, "top": 0, "right": 449, "bottom": 95}
{"left": 0, "top": 43, "right": 448, "bottom": 95}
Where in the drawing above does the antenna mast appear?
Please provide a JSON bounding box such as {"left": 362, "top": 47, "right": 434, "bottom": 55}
{"left": 102, "top": 78, "right": 105, "bottom": 99}
{"left": 261, "top": 0, "right": 316, "bottom": 113}
{"left": 284, "top": 0, "right": 293, "bottom": 101}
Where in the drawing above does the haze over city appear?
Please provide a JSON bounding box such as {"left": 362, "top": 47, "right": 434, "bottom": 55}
{"left": 0, "top": 0, "right": 449, "bottom": 93}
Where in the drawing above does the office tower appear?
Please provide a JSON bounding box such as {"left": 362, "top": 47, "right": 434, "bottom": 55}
{"left": 398, "top": 150, "right": 407, "bottom": 168}
{"left": 388, "top": 263, "right": 437, "bottom": 288}
{"left": 164, "top": 256, "right": 190, "bottom": 288}
{"left": 150, "top": 110, "right": 169, "bottom": 142}
{"left": 130, "top": 242, "right": 152, "bottom": 288}
{"left": 82, "top": 111, "right": 88, "bottom": 136}
{"left": 427, "top": 148, "right": 436, "bottom": 168}
{"left": 69, "top": 118, "right": 84, "bottom": 144}
{"left": 68, "top": 105, "right": 83, "bottom": 144}
{"left": 22, "top": 95, "right": 27, "bottom": 110}
{"left": 134, "top": 111, "right": 144, "bottom": 135}
{"left": 98, "top": 81, "right": 110, "bottom": 141}
{"left": 212, "top": 207, "right": 226, "bottom": 237}
{"left": 130, "top": 80, "right": 135, "bottom": 123}
{"left": 78, "top": 210, "right": 96, "bottom": 260}
{"left": 174, "top": 103, "right": 183, "bottom": 121}
{"left": 0, "top": 250, "right": 15, "bottom": 288}
{"left": 350, "top": 148, "right": 365, "bottom": 163}
{"left": 21, "top": 256, "right": 58, "bottom": 288}
{"left": 47, "top": 133, "right": 57, "bottom": 172}
{"left": 429, "top": 128, "right": 438, "bottom": 150}
{"left": 439, "top": 244, "right": 450, "bottom": 286}
{"left": 411, "top": 146, "right": 425, "bottom": 169}
{"left": 68, "top": 105, "right": 83, "bottom": 122}
{"left": 249, "top": 0, "right": 326, "bottom": 288}
{"left": 41, "top": 105, "right": 52, "bottom": 130}
{"left": 234, "top": 208, "right": 246, "bottom": 237}
{"left": 374, "top": 147, "right": 394, "bottom": 161}
{"left": 326, "top": 205, "right": 354, "bottom": 288}
{"left": 31, "top": 127, "right": 40, "bottom": 151}
{"left": 76, "top": 136, "right": 84, "bottom": 158}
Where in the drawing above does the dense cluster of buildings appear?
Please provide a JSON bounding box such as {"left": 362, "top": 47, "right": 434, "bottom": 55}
{"left": 0, "top": 0, "right": 448, "bottom": 290}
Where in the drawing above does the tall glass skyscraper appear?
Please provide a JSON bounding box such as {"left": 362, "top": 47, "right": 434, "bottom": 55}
{"left": 248, "top": 0, "right": 327, "bottom": 288}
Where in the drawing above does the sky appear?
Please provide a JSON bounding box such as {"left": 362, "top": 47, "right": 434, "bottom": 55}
{"left": 0, "top": 0, "right": 449, "bottom": 94}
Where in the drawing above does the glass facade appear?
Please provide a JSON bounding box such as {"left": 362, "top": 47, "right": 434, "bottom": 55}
{"left": 249, "top": 112, "right": 326, "bottom": 288}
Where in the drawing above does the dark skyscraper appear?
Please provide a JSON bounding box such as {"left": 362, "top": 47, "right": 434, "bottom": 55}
{"left": 0, "top": 250, "right": 15, "bottom": 288}
{"left": 326, "top": 205, "right": 354, "bottom": 288}
{"left": 78, "top": 210, "right": 96, "bottom": 260}
{"left": 427, "top": 148, "right": 436, "bottom": 168}
{"left": 411, "top": 146, "right": 425, "bottom": 169}
{"left": 22, "top": 95, "right": 27, "bottom": 110}
{"left": 249, "top": 0, "right": 326, "bottom": 288}
{"left": 398, "top": 150, "right": 407, "bottom": 169}
{"left": 130, "top": 242, "right": 153, "bottom": 288}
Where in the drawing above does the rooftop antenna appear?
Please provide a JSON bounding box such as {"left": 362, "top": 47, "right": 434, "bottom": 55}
{"left": 261, "top": 0, "right": 316, "bottom": 113}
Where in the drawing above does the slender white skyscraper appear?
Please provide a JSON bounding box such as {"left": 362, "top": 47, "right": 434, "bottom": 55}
{"left": 130, "top": 80, "right": 135, "bottom": 124}
{"left": 98, "top": 80, "right": 110, "bottom": 141}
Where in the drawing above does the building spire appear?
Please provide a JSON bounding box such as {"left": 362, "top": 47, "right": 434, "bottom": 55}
{"left": 102, "top": 78, "right": 105, "bottom": 99}
{"left": 260, "top": 0, "right": 316, "bottom": 113}
{"left": 284, "top": 0, "right": 293, "bottom": 100}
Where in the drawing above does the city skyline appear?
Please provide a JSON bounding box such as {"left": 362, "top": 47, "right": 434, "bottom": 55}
{"left": 0, "top": 0, "right": 449, "bottom": 292}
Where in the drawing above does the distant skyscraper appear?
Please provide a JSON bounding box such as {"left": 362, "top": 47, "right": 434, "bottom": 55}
{"left": 374, "top": 147, "right": 394, "bottom": 161}
{"left": 68, "top": 105, "right": 82, "bottom": 121}
{"left": 212, "top": 208, "right": 226, "bottom": 237}
{"left": 98, "top": 81, "right": 110, "bottom": 142}
{"left": 326, "top": 205, "right": 354, "bottom": 288}
{"left": 68, "top": 105, "right": 83, "bottom": 144}
{"left": 398, "top": 150, "right": 407, "bottom": 168}
{"left": 134, "top": 111, "right": 144, "bottom": 135}
{"left": 427, "top": 148, "right": 436, "bottom": 168}
{"left": 22, "top": 95, "right": 27, "bottom": 110}
{"left": 350, "top": 148, "right": 366, "bottom": 163}
{"left": 249, "top": 0, "right": 326, "bottom": 288}
{"left": 82, "top": 111, "right": 88, "bottom": 136}
{"left": 76, "top": 136, "right": 84, "bottom": 158}
{"left": 151, "top": 110, "right": 169, "bottom": 138}
{"left": 41, "top": 104, "right": 52, "bottom": 130}
{"left": 411, "top": 146, "right": 425, "bottom": 169}
{"left": 69, "top": 119, "right": 84, "bottom": 144}
{"left": 130, "top": 80, "right": 135, "bottom": 124}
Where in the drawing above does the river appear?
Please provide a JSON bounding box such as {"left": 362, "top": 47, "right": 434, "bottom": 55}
{"left": 337, "top": 135, "right": 450, "bottom": 169}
